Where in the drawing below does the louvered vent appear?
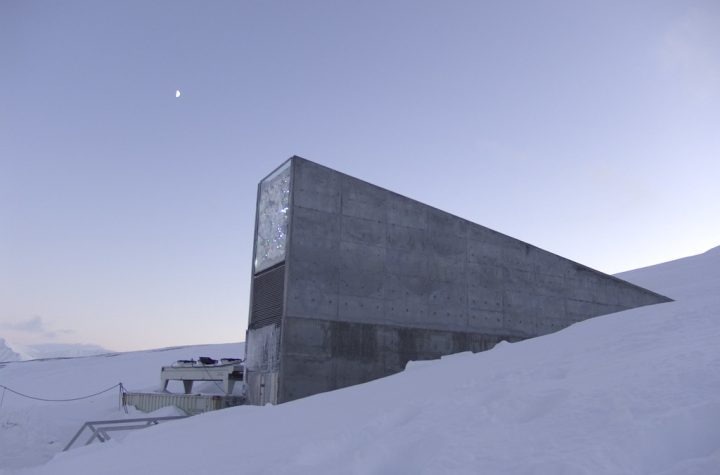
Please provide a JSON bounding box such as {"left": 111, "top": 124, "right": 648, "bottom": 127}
{"left": 250, "top": 264, "right": 285, "bottom": 329}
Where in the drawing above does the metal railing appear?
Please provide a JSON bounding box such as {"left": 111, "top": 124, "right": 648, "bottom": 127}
{"left": 63, "top": 416, "right": 189, "bottom": 452}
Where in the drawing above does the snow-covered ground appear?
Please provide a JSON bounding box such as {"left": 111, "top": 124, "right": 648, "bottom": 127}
{"left": 0, "top": 343, "right": 244, "bottom": 472}
{"left": 3, "top": 246, "right": 719, "bottom": 474}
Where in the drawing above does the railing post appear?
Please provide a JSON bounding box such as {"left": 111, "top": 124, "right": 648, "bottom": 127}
{"left": 62, "top": 422, "right": 90, "bottom": 452}
{"left": 64, "top": 416, "right": 190, "bottom": 452}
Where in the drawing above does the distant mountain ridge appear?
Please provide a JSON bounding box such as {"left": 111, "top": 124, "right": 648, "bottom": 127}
{"left": 0, "top": 339, "right": 112, "bottom": 362}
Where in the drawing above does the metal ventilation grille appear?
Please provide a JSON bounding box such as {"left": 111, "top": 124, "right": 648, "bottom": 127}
{"left": 250, "top": 264, "right": 285, "bottom": 329}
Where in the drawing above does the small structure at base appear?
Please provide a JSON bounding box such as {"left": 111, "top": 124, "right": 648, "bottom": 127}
{"left": 123, "top": 357, "right": 246, "bottom": 415}
{"left": 160, "top": 359, "right": 244, "bottom": 395}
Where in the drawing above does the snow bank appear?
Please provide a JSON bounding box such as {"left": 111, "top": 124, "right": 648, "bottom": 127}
{"left": 0, "top": 343, "right": 244, "bottom": 471}
{"left": 0, "top": 339, "right": 22, "bottom": 363}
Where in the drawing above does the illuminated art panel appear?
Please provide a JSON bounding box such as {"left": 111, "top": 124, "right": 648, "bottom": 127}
{"left": 254, "top": 161, "right": 292, "bottom": 273}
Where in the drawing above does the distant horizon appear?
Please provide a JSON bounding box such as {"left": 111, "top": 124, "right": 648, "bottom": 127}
{"left": 2, "top": 244, "right": 714, "bottom": 355}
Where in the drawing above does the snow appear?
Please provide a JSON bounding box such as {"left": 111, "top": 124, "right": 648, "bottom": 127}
{"left": 15, "top": 343, "right": 113, "bottom": 361}
{"left": 0, "top": 340, "right": 115, "bottom": 362}
{"left": 3, "top": 246, "right": 720, "bottom": 474}
{"left": 616, "top": 244, "right": 720, "bottom": 301}
{"left": 0, "top": 343, "right": 244, "bottom": 471}
{"left": 0, "top": 339, "right": 22, "bottom": 363}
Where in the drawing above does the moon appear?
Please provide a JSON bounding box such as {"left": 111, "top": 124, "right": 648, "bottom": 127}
{"left": 175, "top": 90, "right": 181, "bottom": 98}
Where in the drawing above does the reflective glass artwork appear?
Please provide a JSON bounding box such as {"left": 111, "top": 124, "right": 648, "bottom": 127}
{"left": 254, "top": 162, "right": 292, "bottom": 273}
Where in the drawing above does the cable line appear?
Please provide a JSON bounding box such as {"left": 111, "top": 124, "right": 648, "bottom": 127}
{"left": 0, "top": 383, "right": 123, "bottom": 402}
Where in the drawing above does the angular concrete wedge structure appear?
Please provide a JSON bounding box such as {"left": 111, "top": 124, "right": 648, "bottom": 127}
{"left": 244, "top": 156, "right": 671, "bottom": 405}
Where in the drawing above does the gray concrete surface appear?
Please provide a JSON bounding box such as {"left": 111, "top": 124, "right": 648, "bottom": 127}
{"left": 246, "top": 156, "right": 672, "bottom": 405}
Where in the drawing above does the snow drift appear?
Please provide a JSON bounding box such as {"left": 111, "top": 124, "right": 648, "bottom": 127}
{"left": 4, "top": 246, "right": 720, "bottom": 474}
{"left": 0, "top": 339, "right": 22, "bottom": 363}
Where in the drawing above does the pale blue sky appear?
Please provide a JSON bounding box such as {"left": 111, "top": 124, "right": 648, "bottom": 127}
{"left": 1, "top": 0, "right": 718, "bottom": 351}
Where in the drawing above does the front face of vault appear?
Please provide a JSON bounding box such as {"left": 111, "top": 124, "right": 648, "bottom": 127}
{"left": 244, "top": 156, "right": 671, "bottom": 405}
{"left": 254, "top": 161, "right": 292, "bottom": 273}
{"left": 244, "top": 160, "right": 292, "bottom": 406}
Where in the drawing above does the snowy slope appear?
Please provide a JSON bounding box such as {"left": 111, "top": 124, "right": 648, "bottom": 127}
{"left": 18, "top": 343, "right": 113, "bottom": 360}
{"left": 0, "top": 339, "right": 22, "bottom": 363}
{"left": 0, "top": 343, "right": 244, "bottom": 471}
{"left": 616, "top": 245, "right": 720, "bottom": 301}
{"left": 7, "top": 247, "right": 720, "bottom": 475}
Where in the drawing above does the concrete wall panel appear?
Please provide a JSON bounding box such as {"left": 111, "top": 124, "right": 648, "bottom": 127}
{"left": 340, "top": 241, "right": 385, "bottom": 274}
{"left": 293, "top": 160, "right": 341, "bottom": 213}
{"left": 286, "top": 278, "right": 338, "bottom": 319}
{"left": 467, "top": 262, "right": 504, "bottom": 290}
{"left": 427, "top": 302, "right": 467, "bottom": 329}
{"left": 387, "top": 194, "right": 427, "bottom": 229}
{"left": 341, "top": 176, "right": 387, "bottom": 223}
{"left": 281, "top": 356, "right": 334, "bottom": 402}
{"left": 291, "top": 206, "right": 340, "bottom": 243}
{"left": 467, "top": 222, "right": 505, "bottom": 243}
{"left": 428, "top": 208, "right": 467, "bottom": 238}
{"left": 467, "top": 285, "right": 503, "bottom": 312}
{"left": 467, "top": 238, "right": 504, "bottom": 266}
{"left": 384, "top": 273, "right": 431, "bottom": 299}
{"left": 429, "top": 280, "right": 466, "bottom": 307}
{"left": 339, "top": 295, "right": 385, "bottom": 323}
{"left": 386, "top": 248, "right": 428, "bottom": 276}
{"left": 282, "top": 317, "right": 332, "bottom": 358}
{"left": 341, "top": 215, "right": 386, "bottom": 248}
{"left": 468, "top": 308, "right": 504, "bottom": 333}
{"left": 427, "top": 257, "right": 466, "bottom": 283}
{"left": 339, "top": 269, "right": 385, "bottom": 299}
{"left": 384, "top": 296, "right": 428, "bottom": 325}
{"left": 428, "top": 232, "right": 466, "bottom": 261}
{"left": 387, "top": 223, "right": 426, "bottom": 253}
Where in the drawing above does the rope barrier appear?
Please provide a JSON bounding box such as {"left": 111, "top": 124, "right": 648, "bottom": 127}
{"left": 0, "top": 383, "right": 122, "bottom": 402}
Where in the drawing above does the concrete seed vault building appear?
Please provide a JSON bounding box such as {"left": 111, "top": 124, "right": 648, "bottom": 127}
{"left": 244, "top": 156, "right": 671, "bottom": 405}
